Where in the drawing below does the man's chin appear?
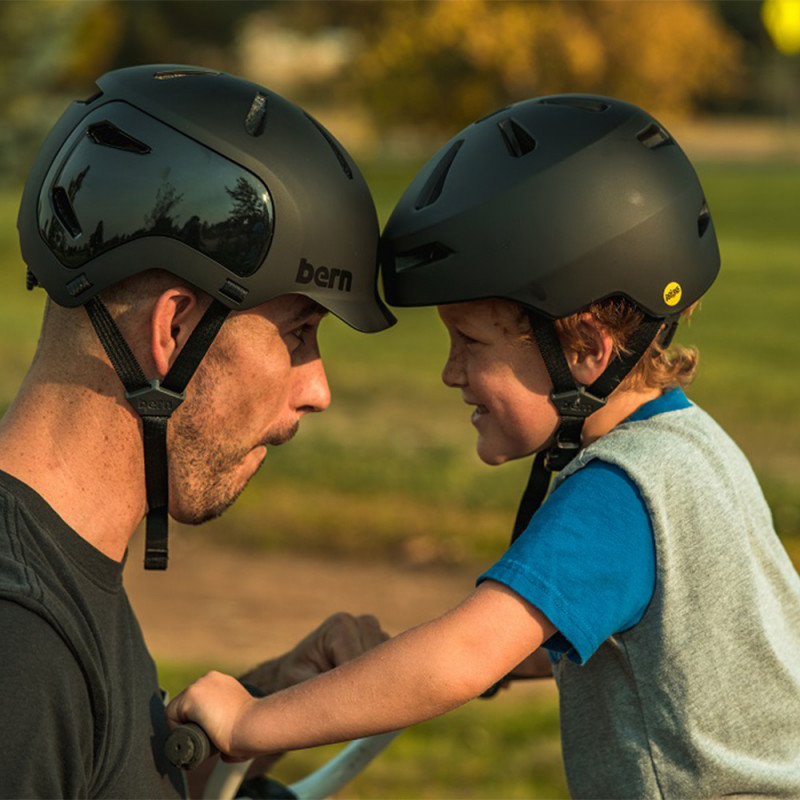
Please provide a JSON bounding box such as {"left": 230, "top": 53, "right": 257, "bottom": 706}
{"left": 171, "top": 460, "right": 266, "bottom": 526}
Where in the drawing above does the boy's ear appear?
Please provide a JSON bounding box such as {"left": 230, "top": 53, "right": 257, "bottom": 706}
{"left": 150, "top": 286, "right": 206, "bottom": 379}
{"left": 566, "top": 313, "right": 616, "bottom": 386}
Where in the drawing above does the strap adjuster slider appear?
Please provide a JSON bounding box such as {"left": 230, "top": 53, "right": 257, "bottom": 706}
{"left": 126, "top": 380, "right": 186, "bottom": 419}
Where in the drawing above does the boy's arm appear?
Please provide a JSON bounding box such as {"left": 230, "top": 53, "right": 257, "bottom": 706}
{"left": 167, "top": 580, "right": 555, "bottom": 759}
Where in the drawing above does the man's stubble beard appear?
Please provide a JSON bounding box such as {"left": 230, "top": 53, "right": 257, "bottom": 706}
{"left": 167, "top": 377, "right": 300, "bottom": 525}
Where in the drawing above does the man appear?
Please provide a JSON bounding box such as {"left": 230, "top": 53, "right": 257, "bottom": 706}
{"left": 0, "top": 64, "right": 394, "bottom": 798}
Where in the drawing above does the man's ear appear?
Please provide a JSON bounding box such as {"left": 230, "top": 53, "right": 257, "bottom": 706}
{"left": 150, "top": 287, "right": 206, "bottom": 378}
{"left": 566, "top": 313, "right": 616, "bottom": 386}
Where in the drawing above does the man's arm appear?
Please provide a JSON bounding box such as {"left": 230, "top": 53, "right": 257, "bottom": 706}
{"left": 0, "top": 601, "right": 93, "bottom": 798}
{"left": 169, "top": 581, "right": 555, "bottom": 759}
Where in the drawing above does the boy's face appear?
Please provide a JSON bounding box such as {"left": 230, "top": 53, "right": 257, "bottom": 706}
{"left": 437, "top": 300, "right": 557, "bottom": 465}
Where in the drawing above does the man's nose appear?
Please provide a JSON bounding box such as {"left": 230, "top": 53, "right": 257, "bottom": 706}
{"left": 297, "top": 356, "right": 331, "bottom": 413}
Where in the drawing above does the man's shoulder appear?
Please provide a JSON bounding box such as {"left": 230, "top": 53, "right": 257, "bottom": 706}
{"left": 0, "top": 470, "right": 60, "bottom": 599}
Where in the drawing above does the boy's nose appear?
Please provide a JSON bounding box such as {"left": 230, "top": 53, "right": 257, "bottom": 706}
{"left": 441, "top": 351, "right": 465, "bottom": 388}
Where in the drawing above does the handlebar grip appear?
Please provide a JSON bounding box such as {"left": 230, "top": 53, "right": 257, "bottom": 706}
{"left": 165, "top": 681, "right": 265, "bottom": 771}
{"left": 165, "top": 721, "right": 218, "bottom": 770}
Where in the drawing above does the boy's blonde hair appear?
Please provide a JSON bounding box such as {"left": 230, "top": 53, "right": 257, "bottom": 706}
{"left": 554, "top": 297, "right": 698, "bottom": 392}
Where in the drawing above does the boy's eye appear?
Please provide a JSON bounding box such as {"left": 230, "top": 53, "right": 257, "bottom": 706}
{"left": 457, "top": 329, "right": 480, "bottom": 345}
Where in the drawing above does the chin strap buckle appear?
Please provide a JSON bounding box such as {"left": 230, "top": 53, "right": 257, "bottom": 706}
{"left": 125, "top": 381, "right": 185, "bottom": 571}
{"left": 545, "top": 387, "right": 606, "bottom": 471}
{"left": 125, "top": 380, "right": 186, "bottom": 419}
{"left": 549, "top": 386, "right": 606, "bottom": 418}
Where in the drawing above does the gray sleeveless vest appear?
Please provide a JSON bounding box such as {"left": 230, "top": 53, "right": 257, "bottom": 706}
{"left": 551, "top": 403, "right": 800, "bottom": 798}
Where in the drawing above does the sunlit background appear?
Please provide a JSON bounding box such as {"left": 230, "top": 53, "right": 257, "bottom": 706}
{"left": 1, "top": 1, "right": 799, "bottom": 796}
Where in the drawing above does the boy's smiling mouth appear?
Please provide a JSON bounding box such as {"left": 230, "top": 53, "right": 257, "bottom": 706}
{"left": 471, "top": 404, "right": 489, "bottom": 424}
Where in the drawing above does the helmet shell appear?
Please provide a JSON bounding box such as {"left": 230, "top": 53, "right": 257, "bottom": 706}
{"left": 19, "top": 64, "right": 394, "bottom": 332}
{"left": 381, "top": 95, "right": 719, "bottom": 319}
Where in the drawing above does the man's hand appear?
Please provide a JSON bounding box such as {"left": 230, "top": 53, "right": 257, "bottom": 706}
{"left": 240, "top": 612, "right": 389, "bottom": 695}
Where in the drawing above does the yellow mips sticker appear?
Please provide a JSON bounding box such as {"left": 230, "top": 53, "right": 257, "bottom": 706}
{"left": 663, "top": 282, "right": 682, "bottom": 307}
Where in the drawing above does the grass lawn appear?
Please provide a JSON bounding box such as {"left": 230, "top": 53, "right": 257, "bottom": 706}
{"left": 1, "top": 155, "right": 798, "bottom": 798}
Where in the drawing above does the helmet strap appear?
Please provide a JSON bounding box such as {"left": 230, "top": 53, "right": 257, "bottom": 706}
{"left": 84, "top": 296, "right": 230, "bottom": 569}
{"left": 509, "top": 312, "right": 664, "bottom": 543}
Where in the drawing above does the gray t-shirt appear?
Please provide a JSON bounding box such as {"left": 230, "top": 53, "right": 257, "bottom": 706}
{"left": 552, "top": 403, "right": 800, "bottom": 798}
{"left": 0, "top": 471, "right": 184, "bottom": 798}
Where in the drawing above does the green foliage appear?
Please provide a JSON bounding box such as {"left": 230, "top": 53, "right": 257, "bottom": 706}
{"left": 1, "top": 158, "right": 799, "bottom": 568}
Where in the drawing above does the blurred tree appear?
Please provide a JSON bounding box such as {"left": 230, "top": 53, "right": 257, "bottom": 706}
{"left": 0, "top": 0, "right": 102, "bottom": 184}
{"left": 0, "top": 0, "right": 260, "bottom": 186}
{"left": 336, "top": 0, "right": 746, "bottom": 135}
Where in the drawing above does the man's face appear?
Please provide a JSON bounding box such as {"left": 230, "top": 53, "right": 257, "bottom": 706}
{"left": 167, "top": 294, "right": 330, "bottom": 524}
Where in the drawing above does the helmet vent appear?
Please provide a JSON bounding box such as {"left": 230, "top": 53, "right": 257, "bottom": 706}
{"left": 219, "top": 279, "right": 249, "bottom": 304}
{"left": 537, "top": 97, "right": 609, "bottom": 113}
{"left": 51, "top": 186, "right": 82, "bottom": 238}
{"left": 637, "top": 123, "right": 674, "bottom": 150}
{"left": 414, "top": 140, "right": 464, "bottom": 210}
{"left": 303, "top": 113, "right": 353, "bottom": 179}
{"left": 697, "top": 199, "right": 711, "bottom": 237}
{"left": 153, "top": 69, "right": 219, "bottom": 80}
{"left": 87, "top": 121, "right": 151, "bottom": 154}
{"left": 245, "top": 92, "right": 268, "bottom": 137}
{"left": 497, "top": 118, "right": 536, "bottom": 158}
{"left": 395, "top": 242, "right": 454, "bottom": 272}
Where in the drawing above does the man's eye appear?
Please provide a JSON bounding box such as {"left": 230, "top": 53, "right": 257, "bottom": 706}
{"left": 291, "top": 323, "right": 314, "bottom": 346}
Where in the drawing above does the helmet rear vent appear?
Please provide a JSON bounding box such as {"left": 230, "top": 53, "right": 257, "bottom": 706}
{"left": 537, "top": 97, "right": 610, "bottom": 113}
{"left": 637, "top": 123, "right": 674, "bottom": 150}
{"left": 87, "top": 121, "right": 151, "bottom": 154}
{"left": 414, "top": 139, "right": 464, "bottom": 210}
{"left": 304, "top": 113, "right": 353, "bottom": 179}
{"left": 497, "top": 117, "right": 536, "bottom": 158}
{"left": 245, "top": 92, "right": 268, "bottom": 137}
{"left": 219, "top": 279, "right": 249, "bottom": 304}
{"left": 51, "top": 186, "right": 82, "bottom": 238}
{"left": 394, "top": 242, "right": 454, "bottom": 272}
{"left": 697, "top": 199, "right": 711, "bottom": 237}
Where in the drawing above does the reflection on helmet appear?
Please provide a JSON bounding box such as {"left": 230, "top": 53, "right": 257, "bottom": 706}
{"left": 39, "top": 104, "right": 274, "bottom": 279}
{"left": 19, "top": 64, "right": 394, "bottom": 333}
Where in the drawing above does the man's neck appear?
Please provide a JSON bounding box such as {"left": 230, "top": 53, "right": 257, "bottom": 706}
{"left": 0, "top": 374, "right": 146, "bottom": 562}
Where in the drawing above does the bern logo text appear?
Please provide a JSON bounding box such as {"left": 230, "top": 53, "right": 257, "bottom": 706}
{"left": 296, "top": 257, "right": 352, "bottom": 293}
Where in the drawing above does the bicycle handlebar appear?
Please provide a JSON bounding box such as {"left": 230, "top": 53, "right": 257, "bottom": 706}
{"left": 164, "top": 683, "right": 401, "bottom": 800}
{"left": 165, "top": 721, "right": 218, "bottom": 770}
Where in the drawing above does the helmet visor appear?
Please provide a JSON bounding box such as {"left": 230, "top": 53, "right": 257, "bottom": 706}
{"left": 38, "top": 102, "right": 274, "bottom": 279}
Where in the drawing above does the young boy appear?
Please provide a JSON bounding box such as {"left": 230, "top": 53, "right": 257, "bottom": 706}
{"left": 168, "top": 96, "right": 800, "bottom": 797}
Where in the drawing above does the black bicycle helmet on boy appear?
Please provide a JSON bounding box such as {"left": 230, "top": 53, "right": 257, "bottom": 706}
{"left": 18, "top": 64, "right": 395, "bottom": 569}
{"left": 381, "top": 93, "right": 719, "bottom": 537}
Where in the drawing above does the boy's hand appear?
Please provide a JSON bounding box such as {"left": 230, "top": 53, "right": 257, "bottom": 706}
{"left": 167, "top": 671, "right": 260, "bottom": 760}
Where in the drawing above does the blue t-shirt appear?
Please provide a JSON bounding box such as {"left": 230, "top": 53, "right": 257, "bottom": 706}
{"left": 479, "top": 388, "right": 692, "bottom": 665}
